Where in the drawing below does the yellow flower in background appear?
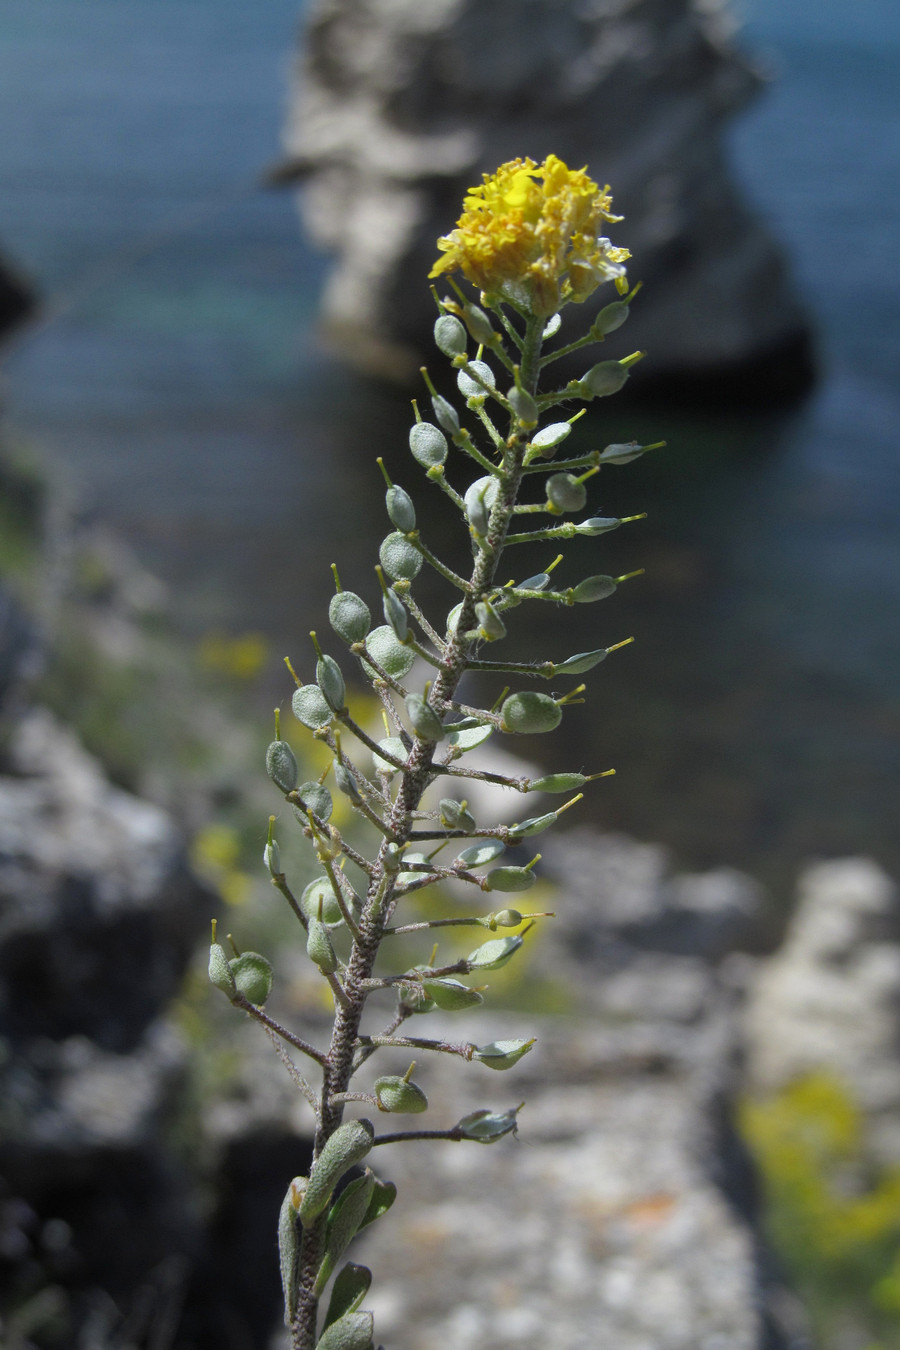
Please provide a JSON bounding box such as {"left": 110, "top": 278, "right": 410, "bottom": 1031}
{"left": 430, "top": 154, "right": 630, "bottom": 317}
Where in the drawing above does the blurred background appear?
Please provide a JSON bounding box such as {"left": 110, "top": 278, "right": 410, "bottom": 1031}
{"left": 0, "top": 1, "right": 898, "bottom": 1347}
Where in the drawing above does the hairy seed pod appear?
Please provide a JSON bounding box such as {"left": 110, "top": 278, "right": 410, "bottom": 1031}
{"left": 434, "top": 313, "right": 467, "bottom": 356}
{"left": 315, "top": 1311, "right": 375, "bottom": 1350}
{"left": 591, "top": 299, "right": 630, "bottom": 337}
{"left": 576, "top": 517, "right": 622, "bottom": 536}
{"left": 507, "top": 385, "right": 539, "bottom": 426}
{"left": 571, "top": 575, "right": 617, "bottom": 603}
{"left": 431, "top": 393, "right": 460, "bottom": 435}
{"left": 597, "top": 440, "right": 649, "bottom": 465}
{"left": 460, "top": 302, "right": 496, "bottom": 345}
{"left": 491, "top": 908, "right": 523, "bottom": 928}
{"left": 299, "top": 1120, "right": 375, "bottom": 1225}
{"left": 422, "top": 977, "right": 484, "bottom": 1011}
{"left": 266, "top": 739, "right": 299, "bottom": 792}
{"left": 329, "top": 590, "right": 371, "bottom": 644}
{"left": 334, "top": 762, "right": 362, "bottom": 804}
{"left": 372, "top": 736, "right": 407, "bottom": 777}
{"left": 379, "top": 531, "right": 422, "bottom": 582}
{"left": 292, "top": 684, "right": 333, "bottom": 730}
{"left": 579, "top": 359, "right": 631, "bottom": 399}
{"left": 509, "top": 811, "right": 557, "bottom": 838}
{"left": 301, "top": 877, "right": 345, "bottom": 926}
{"left": 374, "top": 1074, "right": 429, "bottom": 1113}
{"left": 528, "top": 771, "right": 588, "bottom": 793}
{"left": 363, "top": 625, "right": 416, "bottom": 680}
{"left": 295, "top": 780, "right": 333, "bottom": 822}
{"left": 484, "top": 866, "right": 537, "bottom": 894}
{"left": 229, "top": 951, "right": 274, "bottom": 1005}
{"left": 464, "top": 475, "right": 499, "bottom": 537}
{"left": 317, "top": 654, "right": 346, "bottom": 712}
{"left": 455, "top": 1105, "right": 521, "bottom": 1143}
{"left": 405, "top": 692, "right": 444, "bottom": 742}
{"left": 545, "top": 472, "right": 587, "bottom": 514}
{"left": 515, "top": 571, "right": 551, "bottom": 592}
{"left": 385, "top": 484, "right": 416, "bottom": 533}
{"left": 409, "top": 421, "right": 448, "bottom": 467}
{"left": 467, "top": 935, "right": 523, "bottom": 970}
{"left": 439, "top": 798, "right": 476, "bottom": 831}
{"left": 475, "top": 600, "right": 506, "bottom": 641}
{"left": 553, "top": 647, "right": 612, "bottom": 674}
{"left": 307, "top": 916, "right": 338, "bottom": 974}
{"left": 209, "top": 941, "right": 236, "bottom": 998}
{"left": 529, "top": 421, "right": 571, "bottom": 454}
{"left": 500, "top": 691, "right": 562, "bottom": 735}
{"left": 264, "top": 837, "right": 281, "bottom": 876}
{"left": 457, "top": 360, "right": 496, "bottom": 399}
{"left": 456, "top": 839, "right": 506, "bottom": 867}
{"left": 382, "top": 586, "right": 408, "bottom": 642}
{"left": 471, "top": 1038, "right": 536, "bottom": 1070}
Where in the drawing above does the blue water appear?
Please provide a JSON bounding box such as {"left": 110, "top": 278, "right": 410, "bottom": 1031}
{"left": 0, "top": 0, "right": 897, "bottom": 888}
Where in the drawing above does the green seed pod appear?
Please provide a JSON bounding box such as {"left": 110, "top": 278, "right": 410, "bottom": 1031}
{"left": 229, "top": 951, "right": 274, "bottom": 1005}
{"left": 471, "top": 1038, "right": 536, "bottom": 1070}
{"left": 323, "top": 1264, "right": 372, "bottom": 1333}
{"left": 571, "top": 575, "right": 617, "bottom": 603}
{"left": 576, "top": 516, "right": 622, "bottom": 536}
{"left": 295, "top": 780, "right": 334, "bottom": 822}
{"left": 457, "top": 359, "right": 496, "bottom": 399}
{"left": 382, "top": 586, "right": 408, "bottom": 642}
{"left": 509, "top": 811, "right": 557, "bottom": 838}
{"left": 439, "top": 798, "right": 476, "bottom": 831}
{"left": 445, "top": 721, "right": 493, "bottom": 751}
{"left": 379, "top": 531, "right": 422, "bottom": 582}
{"left": 500, "top": 691, "right": 562, "bottom": 735}
{"left": 431, "top": 393, "right": 460, "bottom": 435}
{"left": 491, "top": 908, "right": 523, "bottom": 927}
{"left": 528, "top": 771, "right": 589, "bottom": 793}
{"left": 317, "top": 654, "right": 346, "bottom": 712}
{"left": 484, "top": 866, "right": 537, "bottom": 894}
{"left": 372, "top": 736, "right": 407, "bottom": 777}
{"left": 209, "top": 941, "right": 237, "bottom": 998}
{"left": 315, "top": 1311, "right": 375, "bottom": 1350}
{"left": 545, "top": 472, "right": 587, "bottom": 514}
{"left": 460, "top": 302, "right": 496, "bottom": 345}
{"left": 396, "top": 852, "right": 433, "bottom": 888}
{"left": 362, "top": 625, "right": 416, "bottom": 679}
{"left": 422, "top": 977, "right": 484, "bottom": 1011}
{"left": 591, "top": 300, "right": 631, "bottom": 337}
{"left": 307, "top": 916, "right": 339, "bottom": 973}
{"left": 409, "top": 421, "right": 448, "bottom": 467}
{"left": 542, "top": 313, "right": 562, "bottom": 338}
{"left": 579, "top": 359, "right": 631, "bottom": 399}
{"left": 456, "top": 839, "right": 506, "bottom": 867}
{"left": 385, "top": 484, "right": 416, "bottom": 533}
{"left": 374, "top": 1074, "right": 429, "bottom": 1113}
{"left": 515, "top": 571, "right": 551, "bottom": 592}
{"left": 315, "top": 1172, "right": 376, "bottom": 1295}
{"left": 467, "top": 935, "right": 523, "bottom": 971}
{"left": 553, "top": 647, "right": 612, "bottom": 675}
{"left": 264, "top": 837, "right": 281, "bottom": 876}
{"left": 334, "top": 762, "right": 362, "bottom": 804}
{"left": 399, "top": 979, "right": 437, "bottom": 1014}
{"left": 597, "top": 440, "right": 650, "bottom": 465}
{"left": 301, "top": 877, "right": 345, "bottom": 926}
{"left": 464, "top": 474, "right": 499, "bottom": 537}
{"left": 529, "top": 421, "right": 571, "bottom": 454}
{"left": 279, "top": 1176, "right": 307, "bottom": 1326}
{"left": 507, "top": 385, "right": 539, "bottom": 426}
{"left": 434, "top": 313, "right": 467, "bottom": 356}
{"left": 455, "top": 1104, "right": 521, "bottom": 1142}
{"left": 329, "top": 590, "right": 371, "bottom": 644}
{"left": 405, "top": 692, "right": 444, "bottom": 742}
{"left": 383, "top": 842, "right": 403, "bottom": 874}
{"left": 292, "top": 684, "right": 333, "bottom": 730}
{"left": 475, "top": 600, "right": 507, "bottom": 641}
{"left": 266, "top": 739, "right": 299, "bottom": 792}
{"left": 299, "top": 1119, "right": 375, "bottom": 1225}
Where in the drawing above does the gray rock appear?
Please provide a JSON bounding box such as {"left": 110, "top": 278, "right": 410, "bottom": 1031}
{"left": 284, "top": 0, "right": 812, "bottom": 392}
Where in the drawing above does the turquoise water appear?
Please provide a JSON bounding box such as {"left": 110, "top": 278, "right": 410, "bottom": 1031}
{"left": 0, "top": 0, "right": 897, "bottom": 888}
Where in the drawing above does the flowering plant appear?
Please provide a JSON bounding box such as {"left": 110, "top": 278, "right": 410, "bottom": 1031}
{"left": 210, "top": 155, "right": 661, "bottom": 1350}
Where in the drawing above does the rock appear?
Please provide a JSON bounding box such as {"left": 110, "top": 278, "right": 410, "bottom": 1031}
{"left": 284, "top": 0, "right": 813, "bottom": 396}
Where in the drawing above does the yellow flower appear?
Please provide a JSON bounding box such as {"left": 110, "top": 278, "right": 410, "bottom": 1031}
{"left": 430, "top": 155, "right": 630, "bottom": 317}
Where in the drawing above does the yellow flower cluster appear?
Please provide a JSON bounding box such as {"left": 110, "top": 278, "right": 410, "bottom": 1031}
{"left": 430, "top": 155, "right": 630, "bottom": 318}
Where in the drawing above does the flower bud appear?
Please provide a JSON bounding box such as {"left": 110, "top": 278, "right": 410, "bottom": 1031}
{"left": 475, "top": 599, "right": 506, "bottom": 641}
{"left": 457, "top": 359, "right": 496, "bottom": 399}
{"left": 334, "top": 762, "right": 362, "bottom": 804}
{"left": 379, "top": 532, "right": 422, "bottom": 582}
{"left": 455, "top": 1104, "right": 521, "bottom": 1142}
{"left": 467, "top": 935, "right": 523, "bottom": 970}
{"left": 422, "top": 977, "right": 484, "bottom": 1011}
{"left": 362, "top": 625, "right": 416, "bottom": 679}
{"left": 528, "top": 771, "right": 589, "bottom": 793}
{"left": 266, "top": 739, "right": 299, "bottom": 792}
{"left": 591, "top": 300, "right": 630, "bottom": 337}
{"left": 571, "top": 574, "right": 617, "bottom": 603}
{"left": 545, "top": 473, "right": 586, "bottom": 514}
{"left": 460, "top": 302, "right": 496, "bottom": 345}
{"left": 209, "top": 940, "right": 237, "bottom": 998}
{"left": 471, "top": 1038, "right": 536, "bottom": 1070}
{"left": 307, "top": 916, "right": 339, "bottom": 973}
{"left": 576, "top": 516, "right": 622, "bottom": 536}
{"left": 229, "top": 951, "right": 274, "bottom": 1005}
{"left": 484, "top": 866, "right": 537, "bottom": 894}
{"left": 385, "top": 484, "right": 416, "bottom": 533}
{"left": 529, "top": 421, "right": 571, "bottom": 455}
{"left": 374, "top": 1074, "right": 429, "bottom": 1113}
{"left": 579, "top": 358, "right": 631, "bottom": 399}
{"left": 292, "top": 684, "right": 333, "bottom": 729}
{"left": 464, "top": 475, "right": 499, "bottom": 538}
{"left": 456, "top": 839, "right": 506, "bottom": 867}
{"left": 299, "top": 1120, "right": 375, "bottom": 1224}
{"left": 329, "top": 590, "right": 371, "bottom": 644}
{"left": 295, "top": 780, "right": 333, "bottom": 822}
{"left": 301, "top": 877, "right": 344, "bottom": 926}
{"left": 409, "top": 421, "right": 448, "bottom": 467}
{"left": 439, "top": 798, "right": 476, "bottom": 831}
{"left": 317, "top": 654, "right": 346, "bottom": 712}
{"left": 316, "top": 1312, "right": 375, "bottom": 1350}
{"left": 431, "top": 393, "right": 459, "bottom": 435}
{"left": 405, "top": 693, "right": 444, "bottom": 742}
{"left": 372, "top": 736, "right": 407, "bottom": 777}
{"left": 506, "top": 385, "right": 539, "bottom": 426}
{"left": 434, "top": 313, "right": 467, "bottom": 356}
{"left": 500, "top": 691, "right": 561, "bottom": 735}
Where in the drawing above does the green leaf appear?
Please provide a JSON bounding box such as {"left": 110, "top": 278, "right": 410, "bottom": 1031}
{"left": 315, "top": 1171, "right": 376, "bottom": 1294}
{"left": 315, "top": 1310, "right": 374, "bottom": 1350}
{"left": 324, "top": 1264, "right": 372, "bottom": 1331}
{"left": 472, "top": 1038, "right": 536, "bottom": 1070}
{"left": 357, "top": 1176, "right": 397, "bottom": 1233}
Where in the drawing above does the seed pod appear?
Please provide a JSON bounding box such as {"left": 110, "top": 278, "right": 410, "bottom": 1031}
{"left": 379, "top": 531, "right": 422, "bottom": 582}
{"left": 380, "top": 587, "right": 406, "bottom": 643}
{"left": 279, "top": 1176, "right": 307, "bottom": 1326}
{"left": 385, "top": 484, "right": 416, "bottom": 533}
{"left": 528, "top": 771, "right": 588, "bottom": 793}
{"left": 484, "top": 866, "right": 537, "bottom": 894}
{"left": 592, "top": 300, "right": 631, "bottom": 337}
{"left": 439, "top": 798, "right": 476, "bottom": 831}
{"left": 456, "top": 839, "right": 506, "bottom": 867}
{"left": 334, "top": 762, "right": 362, "bottom": 804}
{"left": 445, "top": 721, "right": 493, "bottom": 751}
{"left": 576, "top": 517, "right": 622, "bottom": 536}
{"left": 292, "top": 684, "right": 333, "bottom": 730}
{"left": 529, "top": 421, "right": 571, "bottom": 454}
{"left": 399, "top": 979, "right": 436, "bottom": 1014}
{"left": 299, "top": 1119, "right": 375, "bottom": 1225}
{"left": 457, "top": 359, "right": 496, "bottom": 399}
{"left": 553, "top": 647, "right": 612, "bottom": 675}
{"left": 266, "top": 739, "right": 299, "bottom": 792}
{"left": 509, "top": 811, "right": 557, "bottom": 838}
{"left": 507, "top": 385, "right": 539, "bottom": 426}
{"left": 329, "top": 591, "right": 371, "bottom": 644}
{"left": 571, "top": 575, "right": 617, "bottom": 603}
{"left": 374, "top": 1074, "right": 429, "bottom": 1113}
{"left": 491, "top": 909, "right": 523, "bottom": 927}
{"left": 464, "top": 475, "right": 499, "bottom": 537}
{"left": 315, "top": 1172, "right": 376, "bottom": 1295}
{"left": 301, "top": 877, "right": 345, "bottom": 926}
{"left": 475, "top": 600, "right": 506, "bottom": 641}
{"left": 471, "top": 1038, "right": 536, "bottom": 1070}
{"left": 597, "top": 440, "right": 650, "bottom": 465}
{"left": 460, "top": 302, "right": 496, "bottom": 345}
{"left": 467, "top": 935, "right": 523, "bottom": 971}
{"left": 431, "top": 393, "right": 459, "bottom": 435}
{"left": 362, "top": 625, "right": 416, "bottom": 679}
{"left": 500, "top": 691, "right": 561, "bottom": 735}
{"left": 545, "top": 473, "right": 587, "bottom": 514}
{"left": 422, "top": 977, "right": 484, "bottom": 1011}
{"left": 229, "top": 951, "right": 274, "bottom": 1005}
{"left": 264, "top": 837, "right": 281, "bottom": 876}
{"left": 295, "top": 780, "right": 334, "bottom": 822}
{"left": 315, "top": 1311, "right": 375, "bottom": 1350}
{"left": 405, "top": 693, "right": 444, "bottom": 742}
{"left": 307, "top": 917, "right": 338, "bottom": 973}
{"left": 317, "top": 654, "right": 346, "bottom": 712}
{"left": 579, "top": 359, "right": 631, "bottom": 399}
{"left": 542, "top": 313, "right": 562, "bottom": 338}
{"left": 455, "top": 1105, "right": 521, "bottom": 1142}
{"left": 209, "top": 940, "right": 237, "bottom": 998}
{"left": 409, "top": 421, "right": 448, "bottom": 468}
{"left": 434, "top": 313, "right": 467, "bottom": 356}
{"left": 515, "top": 571, "right": 551, "bottom": 592}
{"left": 372, "top": 736, "right": 407, "bottom": 777}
